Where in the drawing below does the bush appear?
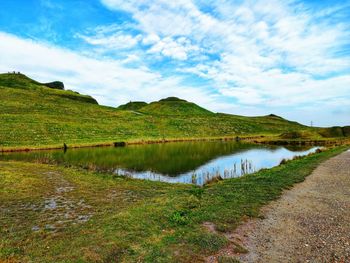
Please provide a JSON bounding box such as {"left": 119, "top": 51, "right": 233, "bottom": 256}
{"left": 169, "top": 211, "right": 189, "bottom": 225}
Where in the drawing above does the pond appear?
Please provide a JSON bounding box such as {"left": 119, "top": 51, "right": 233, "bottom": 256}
{"left": 0, "top": 141, "right": 319, "bottom": 185}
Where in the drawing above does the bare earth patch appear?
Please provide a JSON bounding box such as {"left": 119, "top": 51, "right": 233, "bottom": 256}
{"left": 1, "top": 169, "right": 93, "bottom": 235}
{"left": 208, "top": 150, "right": 350, "bottom": 263}
{"left": 32, "top": 171, "right": 93, "bottom": 232}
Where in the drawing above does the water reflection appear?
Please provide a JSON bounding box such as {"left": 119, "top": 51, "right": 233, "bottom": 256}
{"left": 0, "top": 141, "right": 318, "bottom": 185}
{"left": 116, "top": 146, "right": 318, "bottom": 185}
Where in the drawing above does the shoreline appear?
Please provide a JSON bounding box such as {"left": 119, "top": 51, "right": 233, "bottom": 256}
{"left": 0, "top": 135, "right": 264, "bottom": 153}
{"left": 1, "top": 135, "right": 349, "bottom": 153}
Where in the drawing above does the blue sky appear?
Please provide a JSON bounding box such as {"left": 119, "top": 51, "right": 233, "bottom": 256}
{"left": 0, "top": 0, "right": 350, "bottom": 126}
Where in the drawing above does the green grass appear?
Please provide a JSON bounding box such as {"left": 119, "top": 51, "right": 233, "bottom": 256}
{"left": 0, "top": 146, "right": 347, "bottom": 262}
{"left": 318, "top": 126, "right": 350, "bottom": 138}
{"left": 0, "top": 73, "right": 324, "bottom": 150}
{"left": 138, "top": 97, "right": 213, "bottom": 116}
{"left": 218, "top": 256, "right": 242, "bottom": 263}
{"left": 117, "top": 101, "right": 148, "bottom": 111}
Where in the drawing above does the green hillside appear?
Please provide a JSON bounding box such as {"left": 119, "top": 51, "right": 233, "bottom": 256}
{"left": 0, "top": 73, "right": 97, "bottom": 104}
{"left": 1, "top": 72, "right": 63, "bottom": 91}
{"left": 0, "top": 72, "right": 345, "bottom": 150}
{"left": 117, "top": 101, "right": 148, "bottom": 111}
{"left": 318, "top": 126, "right": 350, "bottom": 138}
{"left": 138, "top": 97, "right": 213, "bottom": 116}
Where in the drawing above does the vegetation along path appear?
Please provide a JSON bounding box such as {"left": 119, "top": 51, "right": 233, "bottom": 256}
{"left": 222, "top": 149, "right": 350, "bottom": 262}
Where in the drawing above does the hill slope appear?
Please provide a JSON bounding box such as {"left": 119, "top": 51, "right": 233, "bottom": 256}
{"left": 0, "top": 73, "right": 97, "bottom": 104}
{"left": 0, "top": 72, "right": 341, "bottom": 149}
{"left": 117, "top": 101, "right": 148, "bottom": 111}
{"left": 138, "top": 97, "right": 213, "bottom": 116}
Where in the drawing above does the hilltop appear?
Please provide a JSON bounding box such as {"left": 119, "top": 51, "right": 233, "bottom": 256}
{"left": 1, "top": 72, "right": 64, "bottom": 90}
{"left": 0, "top": 72, "right": 348, "bottom": 149}
{"left": 125, "top": 97, "right": 213, "bottom": 116}
{"left": 117, "top": 101, "right": 148, "bottom": 111}
{"left": 0, "top": 73, "right": 97, "bottom": 104}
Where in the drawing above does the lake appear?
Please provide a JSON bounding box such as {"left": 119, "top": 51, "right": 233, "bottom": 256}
{"left": 0, "top": 141, "right": 319, "bottom": 185}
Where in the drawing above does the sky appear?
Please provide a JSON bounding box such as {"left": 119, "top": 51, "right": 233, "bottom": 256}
{"left": 0, "top": 0, "right": 349, "bottom": 127}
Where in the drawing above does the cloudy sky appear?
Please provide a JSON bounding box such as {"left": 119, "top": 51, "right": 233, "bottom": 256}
{"left": 0, "top": 0, "right": 349, "bottom": 126}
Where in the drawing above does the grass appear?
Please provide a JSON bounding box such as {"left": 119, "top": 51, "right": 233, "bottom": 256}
{"left": 138, "top": 97, "right": 213, "bottom": 116}
{"left": 117, "top": 101, "right": 148, "bottom": 111}
{"left": 0, "top": 73, "right": 323, "bottom": 150}
{"left": 0, "top": 146, "right": 347, "bottom": 262}
{"left": 218, "top": 256, "right": 242, "bottom": 263}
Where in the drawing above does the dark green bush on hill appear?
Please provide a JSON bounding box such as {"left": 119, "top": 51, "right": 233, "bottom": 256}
{"left": 43, "top": 81, "right": 64, "bottom": 90}
{"left": 342, "top": 126, "right": 350, "bottom": 137}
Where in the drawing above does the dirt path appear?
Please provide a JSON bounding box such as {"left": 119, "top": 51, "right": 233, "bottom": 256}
{"left": 211, "top": 150, "right": 350, "bottom": 263}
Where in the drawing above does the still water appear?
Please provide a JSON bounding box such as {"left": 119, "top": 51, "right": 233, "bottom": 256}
{"left": 0, "top": 141, "right": 318, "bottom": 185}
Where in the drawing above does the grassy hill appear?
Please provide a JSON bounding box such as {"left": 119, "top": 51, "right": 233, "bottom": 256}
{"left": 117, "top": 101, "right": 148, "bottom": 111}
{"left": 137, "top": 97, "right": 213, "bottom": 116}
{"left": 0, "top": 73, "right": 97, "bottom": 104}
{"left": 318, "top": 126, "right": 350, "bottom": 138}
{"left": 0, "top": 72, "right": 346, "bottom": 150}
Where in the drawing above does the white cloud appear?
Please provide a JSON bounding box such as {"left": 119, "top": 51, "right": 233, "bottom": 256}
{"left": 78, "top": 33, "right": 141, "bottom": 49}
{"left": 121, "top": 54, "right": 141, "bottom": 64}
{"left": 99, "top": 0, "right": 348, "bottom": 123}
{"left": 146, "top": 36, "right": 199, "bottom": 60}
{"left": 142, "top": 33, "right": 160, "bottom": 45}
{"left": 0, "top": 32, "right": 216, "bottom": 108}
{"left": 76, "top": 23, "right": 143, "bottom": 51}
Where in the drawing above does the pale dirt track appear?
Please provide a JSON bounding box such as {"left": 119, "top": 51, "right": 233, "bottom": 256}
{"left": 209, "top": 150, "right": 350, "bottom": 263}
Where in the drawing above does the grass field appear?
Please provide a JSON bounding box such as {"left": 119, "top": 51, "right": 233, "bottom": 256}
{"left": 1, "top": 73, "right": 331, "bottom": 150}
{"left": 0, "top": 146, "right": 347, "bottom": 262}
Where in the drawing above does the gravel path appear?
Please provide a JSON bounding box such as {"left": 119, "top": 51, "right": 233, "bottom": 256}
{"left": 233, "top": 150, "right": 350, "bottom": 262}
